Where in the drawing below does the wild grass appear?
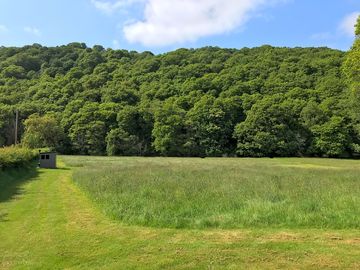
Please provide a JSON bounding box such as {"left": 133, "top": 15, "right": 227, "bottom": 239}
{"left": 1, "top": 158, "right": 359, "bottom": 269}
{"left": 62, "top": 156, "right": 360, "bottom": 229}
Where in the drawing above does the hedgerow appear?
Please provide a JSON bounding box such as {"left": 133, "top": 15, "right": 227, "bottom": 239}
{"left": 0, "top": 146, "right": 37, "bottom": 169}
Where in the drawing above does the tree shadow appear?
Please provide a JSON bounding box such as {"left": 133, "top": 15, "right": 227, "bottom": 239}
{"left": 0, "top": 162, "right": 39, "bottom": 205}
{"left": 55, "top": 167, "right": 71, "bottom": 171}
{"left": 0, "top": 212, "right": 8, "bottom": 222}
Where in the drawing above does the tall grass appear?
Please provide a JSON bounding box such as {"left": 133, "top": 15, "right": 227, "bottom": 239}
{"left": 0, "top": 146, "right": 37, "bottom": 170}
{"left": 63, "top": 156, "right": 360, "bottom": 229}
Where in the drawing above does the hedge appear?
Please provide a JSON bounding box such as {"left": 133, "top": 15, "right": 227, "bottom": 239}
{"left": 0, "top": 147, "right": 38, "bottom": 170}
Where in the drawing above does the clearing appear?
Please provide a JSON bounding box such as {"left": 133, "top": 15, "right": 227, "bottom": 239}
{"left": 0, "top": 157, "right": 359, "bottom": 269}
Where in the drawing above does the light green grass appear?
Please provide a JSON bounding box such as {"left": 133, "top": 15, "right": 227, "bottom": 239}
{"left": 62, "top": 156, "right": 360, "bottom": 229}
{"left": 0, "top": 157, "right": 359, "bottom": 269}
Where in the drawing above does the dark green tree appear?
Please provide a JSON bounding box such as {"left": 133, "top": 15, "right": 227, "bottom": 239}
{"left": 343, "top": 15, "right": 360, "bottom": 154}
{"left": 152, "top": 98, "right": 188, "bottom": 156}
{"left": 234, "top": 96, "right": 306, "bottom": 157}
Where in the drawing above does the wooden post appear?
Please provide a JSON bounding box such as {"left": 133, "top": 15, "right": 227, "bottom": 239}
{"left": 14, "top": 110, "right": 18, "bottom": 145}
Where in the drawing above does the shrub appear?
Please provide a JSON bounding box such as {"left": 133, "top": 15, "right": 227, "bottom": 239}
{"left": 0, "top": 146, "right": 37, "bottom": 170}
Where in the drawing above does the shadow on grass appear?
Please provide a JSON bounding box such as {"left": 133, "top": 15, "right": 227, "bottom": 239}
{"left": 0, "top": 212, "right": 8, "bottom": 222}
{"left": 55, "top": 167, "right": 71, "bottom": 171}
{"left": 0, "top": 162, "right": 40, "bottom": 207}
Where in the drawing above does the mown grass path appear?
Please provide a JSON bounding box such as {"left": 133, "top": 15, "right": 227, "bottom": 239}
{"left": 0, "top": 160, "right": 359, "bottom": 269}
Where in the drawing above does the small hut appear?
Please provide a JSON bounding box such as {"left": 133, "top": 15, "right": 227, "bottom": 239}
{"left": 39, "top": 151, "right": 57, "bottom": 169}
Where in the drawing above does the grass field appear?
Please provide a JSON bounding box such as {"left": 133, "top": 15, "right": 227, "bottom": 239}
{"left": 0, "top": 157, "right": 359, "bottom": 269}
{"left": 63, "top": 156, "right": 360, "bottom": 229}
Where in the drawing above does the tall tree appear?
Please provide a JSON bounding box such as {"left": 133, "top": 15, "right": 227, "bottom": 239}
{"left": 22, "top": 114, "right": 64, "bottom": 149}
{"left": 343, "top": 15, "right": 360, "bottom": 153}
{"left": 234, "top": 96, "right": 306, "bottom": 157}
{"left": 152, "top": 98, "right": 188, "bottom": 156}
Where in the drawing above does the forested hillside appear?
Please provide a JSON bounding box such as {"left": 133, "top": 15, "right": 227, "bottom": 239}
{"left": 0, "top": 43, "right": 358, "bottom": 157}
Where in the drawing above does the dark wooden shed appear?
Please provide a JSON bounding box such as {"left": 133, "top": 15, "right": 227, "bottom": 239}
{"left": 39, "top": 152, "right": 57, "bottom": 169}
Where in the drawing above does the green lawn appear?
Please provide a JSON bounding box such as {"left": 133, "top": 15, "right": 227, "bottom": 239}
{"left": 0, "top": 157, "right": 359, "bottom": 269}
{"left": 64, "top": 156, "right": 360, "bottom": 229}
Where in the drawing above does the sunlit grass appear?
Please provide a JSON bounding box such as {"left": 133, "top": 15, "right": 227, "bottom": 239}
{"left": 62, "top": 156, "right": 360, "bottom": 229}
{"left": 1, "top": 158, "right": 359, "bottom": 269}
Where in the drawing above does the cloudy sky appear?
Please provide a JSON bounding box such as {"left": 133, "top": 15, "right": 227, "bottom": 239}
{"left": 0, "top": 0, "right": 359, "bottom": 53}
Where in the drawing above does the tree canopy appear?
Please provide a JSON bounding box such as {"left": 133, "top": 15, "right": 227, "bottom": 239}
{"left": 0, "top": 41, "right": 358, "bottom": 157}
{"left": 343, "top": 15, "right": 360, "bottom": 155}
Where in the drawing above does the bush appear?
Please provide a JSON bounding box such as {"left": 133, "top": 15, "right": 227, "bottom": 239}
{"left": 0, "top": 146, "right": 37, "bottom": 169}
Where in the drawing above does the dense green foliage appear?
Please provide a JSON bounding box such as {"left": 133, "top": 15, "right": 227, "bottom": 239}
{"left": 343, "top": 16, "right": 360, "bottom": 154}
{"left": 64, "top": 156, "right": 360, "bottom": 229}
{"left": 22, "top": 114, "right": 65, "bottom": 149}
{"left": 0, "top": 42, "right": 358, "bottom": 157}
{"left": 0, "top": 146, "right": 37, "bottom": 169}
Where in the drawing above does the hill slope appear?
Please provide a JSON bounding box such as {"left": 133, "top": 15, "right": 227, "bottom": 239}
{"left": 0, "top": 44, "right": 357, "bottom": 157}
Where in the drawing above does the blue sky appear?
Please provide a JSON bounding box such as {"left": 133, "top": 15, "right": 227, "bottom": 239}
{"left": 0, "top": 0, "right": 359, "bottom": 54}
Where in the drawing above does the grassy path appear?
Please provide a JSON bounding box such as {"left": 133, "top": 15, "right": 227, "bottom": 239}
{"left": 0, "top": 161, "right": 359, "bottom": 269}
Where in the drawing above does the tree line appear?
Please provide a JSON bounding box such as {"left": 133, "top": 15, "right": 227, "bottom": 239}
{"left": 0, "top": 19, "right": 359, "bottom": 157}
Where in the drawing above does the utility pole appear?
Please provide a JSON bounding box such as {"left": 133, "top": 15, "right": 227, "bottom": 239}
{"left": 14, "top": 110, "right": 18, "bottom": 145}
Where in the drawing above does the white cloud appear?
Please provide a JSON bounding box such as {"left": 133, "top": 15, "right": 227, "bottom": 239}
{"left": 24, "top": 26, "right": 41, "bottom": 36}
{"left": 0, "top": 25, "right": 8, "bottom": 33}
{"left": 91, "top": 0, "right": 142, "bottom": 14}
{"left": 339, "top": 11, "right": 360, "bottom": 37}
{"left": 116, "top": 0, "right": 286, "bottom": 47}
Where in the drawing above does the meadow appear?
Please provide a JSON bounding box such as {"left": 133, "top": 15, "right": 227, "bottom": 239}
{"left": 1, "top": 156, "right": 359, "bottom": 269}
{"left": 62, "top": 156, "right": 360, "bottom": 230}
